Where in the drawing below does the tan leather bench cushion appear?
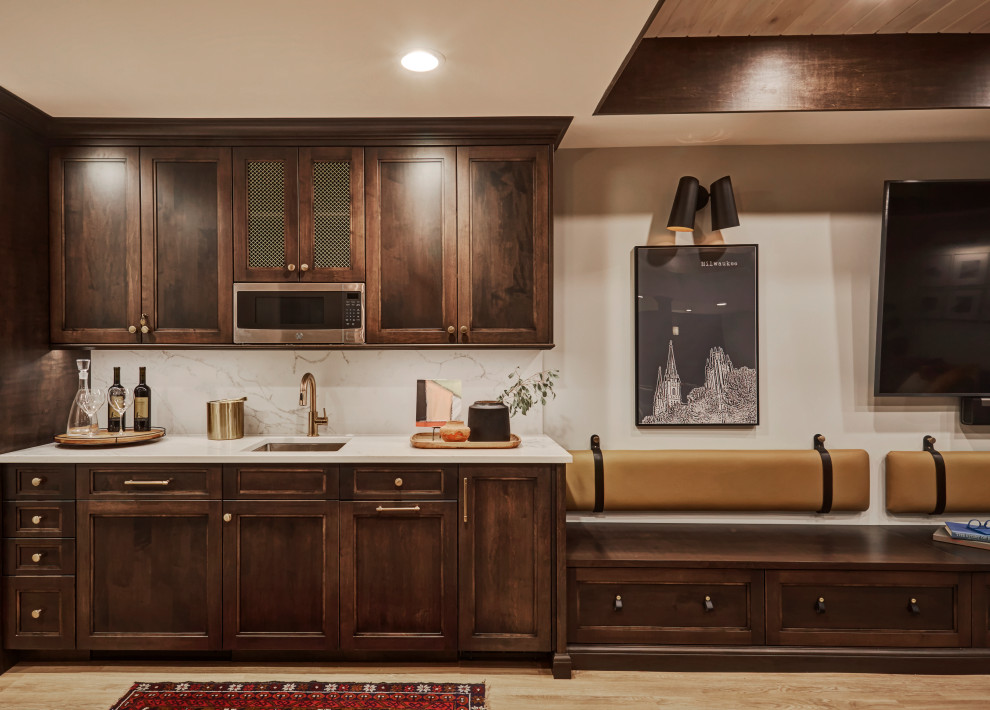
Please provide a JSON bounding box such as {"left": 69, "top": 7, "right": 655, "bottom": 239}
{"left": 886, "top": 451, "right": 990, "bottom": 514}
{"left": 566, "top": 449, "right": 870, "bottom": 512}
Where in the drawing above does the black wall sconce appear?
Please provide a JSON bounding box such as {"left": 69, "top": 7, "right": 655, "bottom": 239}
{"left": 666, "top": 175, "right": 740, "bottom": 233}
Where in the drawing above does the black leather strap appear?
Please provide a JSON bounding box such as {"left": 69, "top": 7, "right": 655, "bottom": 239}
{"left": 591, "top": 434, "right": 604, "bottom": 513}
{"left": 814, "top": 434, "right": 833, "bottom": 514}
{"left": 923, "top": 435, "right": 947, "bottom": 516}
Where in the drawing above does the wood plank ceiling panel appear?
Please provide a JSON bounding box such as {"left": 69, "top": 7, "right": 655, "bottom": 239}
{"left": 879, "top": 0, "right": 960, "bottom": 32}
{"left": 943, "top": 0, "right": 990, "bottom": 31}
{"left": 816, "top": 1, "right": 888, "bottom": 34}
{"left": 782, "top": 0, "right": 855, "bottom": 35}
{"left": 910, "top": 0, "right": 990, "bottom": 32}
{"left": 644, "top": 0, "right": 990, "bottom": 35}
{"left": 713, "top": 1, "right": 788, "bottom": 37}
{"left": 846, "top": 0, "right": 928, "bottom": 34}
{"left": 750, "top": 0, "right": 821, "bottom": 36}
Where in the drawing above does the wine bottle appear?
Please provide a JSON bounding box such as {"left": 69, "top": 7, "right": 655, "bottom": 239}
{"left": 107, "top": 366, "right": 125, "bottom": 432}
{"left": 134, "top": 366, "right": 152, "bottom": 432}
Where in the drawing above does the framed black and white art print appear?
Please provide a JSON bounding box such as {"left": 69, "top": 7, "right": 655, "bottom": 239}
{"left": 635, "top": 245, "right": 758, "bottom": 426}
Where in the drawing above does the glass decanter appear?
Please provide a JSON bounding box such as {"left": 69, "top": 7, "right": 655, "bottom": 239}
{"left": 66, "top": 359, "right": 98, "bottom": 435}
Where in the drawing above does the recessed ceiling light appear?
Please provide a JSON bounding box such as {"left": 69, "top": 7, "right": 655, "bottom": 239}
{"left": 685, "top": 308, "right": 692, "bottom": 312}
{"left": 716, "top": 302, "right": 727, "bottom": 307}
{"left": 401, "top": 49, "right": 444, "bottom": 72}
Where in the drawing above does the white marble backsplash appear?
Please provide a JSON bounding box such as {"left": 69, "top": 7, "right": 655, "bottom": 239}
{"left": 89, "top": 350, "right": 547, "bottom": 438}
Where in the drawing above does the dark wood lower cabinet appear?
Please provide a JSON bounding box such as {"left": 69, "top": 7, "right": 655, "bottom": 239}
{"left": 222, "top": 500, "right": 338, "bottom": 650}
{"left": 3, "top": 576, "right": 75, "bottom": 649}
{"left": 975, "top": 572, "right": 989, "bottom": 647}
{"left": 76, "top": 500, "right": 221, "bottom": 650}
{"left": 339, "top": 501, "right": 457, "bottom": 651}
{"left": 459, "top": 466, "right": 552, "bottom": 652}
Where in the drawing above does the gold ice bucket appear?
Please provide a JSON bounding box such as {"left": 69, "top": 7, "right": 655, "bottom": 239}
{"left": 206, "top": 397, "right": 246, "bottom": 440}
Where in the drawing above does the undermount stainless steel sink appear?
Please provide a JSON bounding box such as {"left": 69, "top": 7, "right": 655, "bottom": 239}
{"left": 252, "top": 441, "right": 347, "bottom": 452}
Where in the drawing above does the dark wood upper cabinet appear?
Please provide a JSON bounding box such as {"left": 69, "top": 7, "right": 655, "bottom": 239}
{"left": 458, "top": 465, "right": 552, "bottom": 652}
{"left": 365, "top": 147, "right": 458, "bottom": 344}
{"left": 457, "top": 146, "right": 551, "bottom": 345}
{"left": 366, "top": 145, "right": 551, "bottom": 346}
{"left": 234, "top": 147, "right": 364, "bottom": 283}
{"left": 76, "top": 499, "right": 221, "bottom": 650}
{"left": 140, "top": 147, "right": 232, "bottom": 344}
{"left": 50, "top": 147, "right": 141, "bottom": 344}
{"left": 339, "top": 500, "right": 457, "bottom": 651}
{"left": 222, "top": 500, "right": 338, "bottom": 650}
{"left": 299, "top": 147, "right": 365, "bottom": 282}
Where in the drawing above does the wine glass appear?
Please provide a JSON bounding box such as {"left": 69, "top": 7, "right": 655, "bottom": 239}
{"left": 109, "top": 388, "right": 135, "bottom": 433}
{"left": 78, "top": 386, "right": 106, "bottom": 437}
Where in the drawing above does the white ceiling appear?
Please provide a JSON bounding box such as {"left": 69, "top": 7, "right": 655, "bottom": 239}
{"left": 1, "top": 0, "right": 988, "bottom": 149}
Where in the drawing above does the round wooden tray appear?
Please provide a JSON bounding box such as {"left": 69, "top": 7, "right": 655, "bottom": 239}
{"left": 54, "top": 427, "right": 166, "bottom": 447}
{"left": 410, "top": 432, "right": 520, "bottom": 449}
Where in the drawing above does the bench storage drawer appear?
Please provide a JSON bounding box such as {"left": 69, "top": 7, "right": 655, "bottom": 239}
{"left": 568, "top": 567, "right": 765, "bottom": 645}
{"left": 767, "top": 570, "right": 970, "bottom": 647}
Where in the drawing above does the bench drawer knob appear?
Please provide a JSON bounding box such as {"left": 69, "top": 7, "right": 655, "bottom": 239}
{"left": 31, "top": 609, "right": 42, "bottom": 619}
{"left": 909, "top": 598, "right": 920, "bottom": 615}
{"left": 815, "top": 597, "right": 826, "bottom": 614}
{"left": 704, "top": 595, "right": 714, "bottom": 612}
{"left": 613, "top": 595, "right": 623, "bottom": 611}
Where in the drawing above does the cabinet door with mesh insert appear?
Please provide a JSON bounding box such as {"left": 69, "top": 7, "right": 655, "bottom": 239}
{"left": 299, "top": 148, "right": 365, "bottom": 282}
{"left": 233, "top": 147, "right": 299, "bottom": 282}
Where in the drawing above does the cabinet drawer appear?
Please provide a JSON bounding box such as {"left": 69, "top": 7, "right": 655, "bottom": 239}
{"left": 340, "top": 465, "right": 457, "bottom": 500}
{"left": 223, "top": 465, "right": 338, "bottom": 500}
{"left": 767, "top": 570, "right": 970, "bottom": 647}
{"left": 3, "top": 539, "right": 75, "bottom": 575}
{"left": 3, "top": 501, "right": 75, "bottom": 537}
{"left": 2, "top": 464, "right": 75, "bottom": 500}
{"left": 77, "top": 465, "right": 221, "bottom": 498}
{"left": 568, "top": 567, "right": 764, "bottom": 645}
{"left": 2, "top": 576, "right": 75, "bottom": 649}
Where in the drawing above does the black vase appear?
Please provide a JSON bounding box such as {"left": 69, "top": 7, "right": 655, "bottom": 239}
{"left": 467, "top": 401, "right": 511, "bottom": 442}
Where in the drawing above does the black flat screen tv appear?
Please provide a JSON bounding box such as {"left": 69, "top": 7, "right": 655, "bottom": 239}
{"left": 875, "top": 179, "right": 990, "bottom": 396}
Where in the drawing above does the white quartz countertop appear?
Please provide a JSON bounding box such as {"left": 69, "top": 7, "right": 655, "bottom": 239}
{"left": 0, "top": 434, "right": 572, "bottom": 465}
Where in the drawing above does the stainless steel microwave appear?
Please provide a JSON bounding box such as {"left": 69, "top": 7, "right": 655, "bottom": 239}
{"left": 233, "top": 283, "right": 365, "bottom": 344}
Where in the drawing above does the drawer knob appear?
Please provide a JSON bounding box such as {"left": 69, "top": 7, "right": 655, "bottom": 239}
{"left": 31, "top": 552, "right": 44, "bottom": 563}
{"left": 704, "top": 595, "right": 714, "bottom": 612}
{"left": 909, "top": 598, "right": 920, "bottom": 615}
{"left": 31, "top": 477, "right": 44, "bottom": 487}
{"left": 30, "top": 609, "right": 42, "bottom": 619}
{"left": 395, "top": 477, "right": 403, "bottom": 488}
{"left": 223, "top": 513, "right": 232, "bottom": 523}
{"left": 614, "top": 595, "right": 623, "bottom": 612}
{"left": 815, "top": 597, "right": 826, "bottom": 614}
{"left": 31, "top": 515, "right": 42, "bottom": 525}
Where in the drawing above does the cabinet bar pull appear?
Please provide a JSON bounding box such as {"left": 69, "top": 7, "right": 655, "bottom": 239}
{"left": 375, "top": 505, "right": 421, "bottom": 513}
{"left": 463, "top": 477, "right": 468, "bottom": 523}
{"left": 123, "top": 478, "right": 173, "bottom": 486}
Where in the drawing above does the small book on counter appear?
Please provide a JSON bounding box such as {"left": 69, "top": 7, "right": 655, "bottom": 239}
{"left": 933, "top": 526, "right": 990, "bottom": 552}
{"left": 943, "top": 521, "right": 990, "bottom": 543}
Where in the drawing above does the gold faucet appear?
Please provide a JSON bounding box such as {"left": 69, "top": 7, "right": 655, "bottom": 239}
{"left": 299, "top": 372, "right": 328, "bottom": 437}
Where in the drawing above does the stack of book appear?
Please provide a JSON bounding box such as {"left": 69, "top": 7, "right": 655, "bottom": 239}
{"left": 933, "top": 521, "right": 990, "bottom": 551}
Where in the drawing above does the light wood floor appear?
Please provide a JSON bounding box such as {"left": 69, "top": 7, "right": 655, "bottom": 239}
{"left": 0, "top": 662, "right": 989, "bottom": 709}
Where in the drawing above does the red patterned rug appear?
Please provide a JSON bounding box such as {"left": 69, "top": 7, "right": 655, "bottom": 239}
{"left": 108, "top": 681, "right": 487, "bottom": 710}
